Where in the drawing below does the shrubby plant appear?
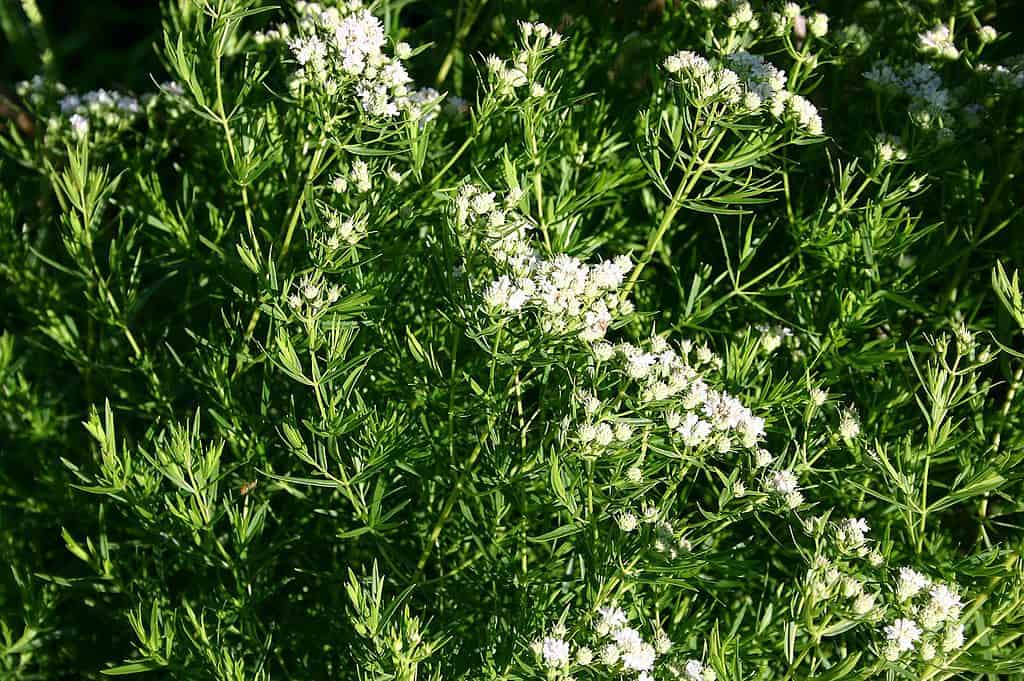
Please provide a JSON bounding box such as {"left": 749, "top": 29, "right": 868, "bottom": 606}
{"left": 1, "top": 0, "right": 1023, "bottom": 679}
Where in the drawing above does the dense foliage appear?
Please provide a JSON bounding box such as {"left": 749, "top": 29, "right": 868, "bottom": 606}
{"left": 2, "top": 1, "right": 1024, "bottom": 679}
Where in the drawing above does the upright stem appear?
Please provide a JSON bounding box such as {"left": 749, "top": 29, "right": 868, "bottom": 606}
{"left": 415, "top": 415, "right": 497, "bottom": 578}
{"left": 623, "top": 127, "right": 726, "bottom": 296}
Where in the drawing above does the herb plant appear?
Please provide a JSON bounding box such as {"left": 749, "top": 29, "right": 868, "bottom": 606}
{"left": 1, "top": 1, "right": 1024, "bottom": 679}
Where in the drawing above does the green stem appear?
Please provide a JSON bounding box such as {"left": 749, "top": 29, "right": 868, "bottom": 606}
{"left": 415, "top": 415, "right": 497, "bottom": 578}
{"left": 623, "top": 127, "right": 726, "bottom": 296}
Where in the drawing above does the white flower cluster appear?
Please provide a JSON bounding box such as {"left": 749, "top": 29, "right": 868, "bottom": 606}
{"left": 725, "top": 51, "right": 786, "bottom": 108}
{"left": 975, "top": 61, "right": 1024, "bottom": 92}
{"left": 322, "top": 208, "right": 368, "bottom": 248}
{"left": 60, "top": 89, "right": 142, "bottom": 138}
{"left": 455, "top": 184, "right": 635, "bottom": 342}
{"left": 835, "top": 517, "right": 870, "bottom": 551}
{"left": 455, "top": 184, "right": 533, "bottom": 266}
{"left": 864, "top": 62, "right": 952, "bottom": 113}
{"left": 917, "top": 24, "right": 960, "bottom": 61}
{"left": 838, "top": 407, "right": 861, "bottom": 441}
{"left": 482, "top": 21, "right": 562, "bottom": 97}
{"left": 567, "top": 335, "right": 794, "bottom": 510}
{"left": 13, "top": 75, "right": 142, "bottom": 138}
{"left": 616, "top": 506, "right": 693, "bottom": 557}
{"left": 663, "top": 50, "right": 742, "bottom": 106}
{"left": 755, "top": 323, "right": 795, "bottom": 354}
{"left": 663, "top": 49, "right": 823, "bottom": 135}
{"left": 881, "top": 567, "right": 965, "bottom": 662}
{"left": 518, "top": 20, "right": 563, "bottom": 49}
{"left": 15, "top": 76, "right": 186, "bottom": 141}
{"left": 804, "top": 554, "right": 880, "bottom": 617}
{"left": 678, "top": 659, "right": 717, "bottom": 681}
{"left": 873, "top": 133, "right": 908, "bottom": 164}
{"left": 768, "top": 469, "right": 803, "bottom": 509}
{"left": 799, "top": 517, "right": 887, "bottom": 621}
{"left": 597, "top": 612, "right": 660, "bottom": 676}
{"left": 598, "top": 336, "right": 766, "bottom": 451}
{"left": 262, "top": 1, "right": 435, "bottom": 119}
{"left": 483, "top": 254, "right": 634, "bottom": 341}
{"left": 772, "top": 4, "right": 828, "bottom": 40}
{"left": 725, "top": 51, "right": 823, "bottom": 134}
{"left": 726, "top": 1, "right": 758, "bottom": 31}
{"left": 287, "top": 272, "right": 342, "bottom": 318}
{"left": 532, "top": 606, "right": 715, "bottom": 681}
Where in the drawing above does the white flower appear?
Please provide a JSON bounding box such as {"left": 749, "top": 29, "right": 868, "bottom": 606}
{"left": 597, "top": 606, "right": 627, "bottom": 634}
{"left": 594, "top": 342, "right": 615, "bottom": 361}
{"left": 600, "top": 643, "right": 620, "bottom": 665}
{"left": 918, "top": 24, "right": 960, "bottom": 60}
{"left": 617, "top": 512, "right": 638, "bottom": 532}
{"left": 942, "top": 623, "right": 965, "bottom": 652}
{"left": 684, "top": 659, "right": 707, "bottom": 680}
{"left": 614, "top": 626, "right": 642, "bottom": 650}
{"left": 873, "top": 134, "right": 908, "bottom": 163}
{"left": 483, "top": 276, "right": 516, "bottom": 313}
{"left": 677, "top": 412, "right": 712, "bottom": 447}
{"left": 929, "top": 583, "right": 963, "bottom": 619}
{"left": 770, "top": 470, "right": 799, "bottom": 494}
{"left": 897, "top": 567, "right": 931, "bottom": 601}
{"left": 838, "top": 408, "right": 860, "bottom": 440}
{"left": 350, "top": 159, "right": 372, "bottom": 192}
{"left": 470, "top": 191, "right": 497, "bottom": 215}
{"left": 578, "top": 423, "right": 597, "bottom": 444}
{"left": 785, "top": 93, "right": 823, "bottom": 135}
{"left": 541, "top": 636, "right": 571, "bottom": 668}
{"left": 69, "top": 113, "right": 89, "bottom": 137}
{"left": 621, "top": 642, "right": 656, "bottom": 672}
{"left": 614, "top": 422, "right": 633, "bottom": 442}
{"left": 837, "top": 517, "right": 870, "bottom": 548}
{"left": 729, "top": 1, "right": 754, "bottom": 26}
{"left": 808, "top": 12, "right": 828, "bottom": 38}
{"left": 853, "top": 591, "right": 877, "bottom": 616}
{"left": 884, "top": 618, "right": 922, "bottom": 652}
{"left": 654, "top": 630, "right": 672, "bottom": 655}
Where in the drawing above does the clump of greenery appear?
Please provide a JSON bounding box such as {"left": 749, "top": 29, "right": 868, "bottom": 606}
{"left": 1, "top": 1, "right": 1023, "bottom": 679}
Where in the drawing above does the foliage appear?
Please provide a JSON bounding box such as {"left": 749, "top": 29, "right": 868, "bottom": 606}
{"left": 1, "top": 1, "right": 1024, "bottom": 679}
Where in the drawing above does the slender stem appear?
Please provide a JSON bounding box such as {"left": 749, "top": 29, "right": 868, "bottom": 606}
{"left": 415, "top": 415, "right": 497, "bottom": 577}
{"left": 624, "top": 127, "right": 726, "bottom": 296}
{"left": 428, "top": 136, "right": 474, "bottom": 187}
{"left": 281, "top": 142, "right": 327, "bottom": 258}
{"left": 991, "top": 363, "right": 1023, "bottom": 454}
{"left": 214, "top": 45, "right": 255, "bottom": 243}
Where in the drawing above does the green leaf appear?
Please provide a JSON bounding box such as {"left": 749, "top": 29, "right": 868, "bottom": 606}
{"left": 102, "top": 659, "right": 167, "bottom": 675}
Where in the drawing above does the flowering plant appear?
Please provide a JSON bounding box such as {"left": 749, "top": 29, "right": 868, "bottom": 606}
{"left": 1, "top": 1, "right": 1023, "bottom": 679}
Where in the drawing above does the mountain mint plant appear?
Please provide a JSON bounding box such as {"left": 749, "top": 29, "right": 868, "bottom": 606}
{"left": 1, "top": 1, "right": 1023, "bottom": 679}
